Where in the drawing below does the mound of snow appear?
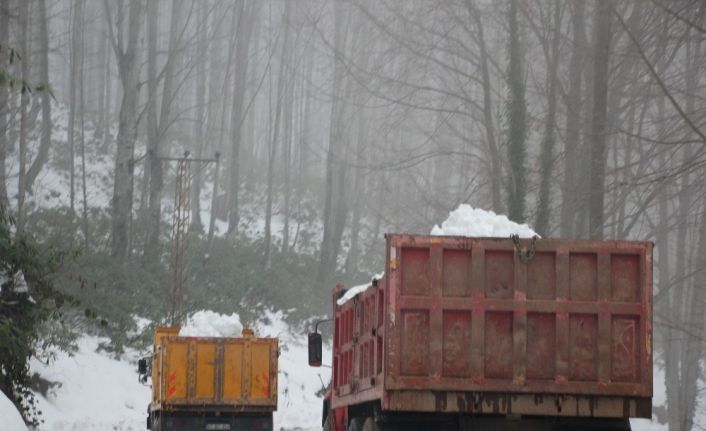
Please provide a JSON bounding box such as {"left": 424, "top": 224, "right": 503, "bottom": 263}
{"left": 30, "top": 336, "right": 150, "bottom": 430}
{"left": 0, "top": 390, "right": 28, "bottom": 431}
{"left": 179, "top": 310, "right": 244, "bottom": 337}
{"left": 431, "top": 204, "right": 538, "bottom": 238}
{"left": 337, "top": 272, "right": 384, "bottom": 306}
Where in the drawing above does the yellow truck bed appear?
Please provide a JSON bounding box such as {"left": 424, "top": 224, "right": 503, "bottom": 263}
{"left": 151, "top": 327, "right": 278, "bottom": 413}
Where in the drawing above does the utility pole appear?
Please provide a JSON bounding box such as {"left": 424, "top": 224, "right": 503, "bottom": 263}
{"left": 161, "top": 151, "right": 219, "bottom": 325}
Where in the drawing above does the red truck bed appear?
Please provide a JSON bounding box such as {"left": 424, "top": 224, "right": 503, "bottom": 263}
{"left": 330, "top": 234, "right": 652, "bottom": 418}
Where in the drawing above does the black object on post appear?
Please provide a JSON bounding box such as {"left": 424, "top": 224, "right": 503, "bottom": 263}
{"left": 308, "top": 332, "right": 323, "bottom": 367}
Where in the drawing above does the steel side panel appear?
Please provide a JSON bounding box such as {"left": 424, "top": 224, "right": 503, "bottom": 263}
{"left": 164, "top": 340, "right": 189, "bottom": 402}
{"left": 223, "top": 342, "right": 244, "bottom": 401}
{"left": 194, "top": 341, "right": 216, "bottom": 400}
{"left": 382, "top": 235, "right": 652, "bottom": 399}
{"left": 155, "top": 336, "right": 277, "bottom": 411}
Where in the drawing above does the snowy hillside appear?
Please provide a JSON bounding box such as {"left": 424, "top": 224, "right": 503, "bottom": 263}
{"left": 1, "top": 390, "right": 28, "bottom": 431}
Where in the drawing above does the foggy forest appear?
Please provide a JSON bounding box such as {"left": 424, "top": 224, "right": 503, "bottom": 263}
{"left": 0, "top": 0, "right": 705, "bottom": 430}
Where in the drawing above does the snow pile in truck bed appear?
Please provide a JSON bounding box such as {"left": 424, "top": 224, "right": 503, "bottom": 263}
{"left": 431, "top": 204, "right": 538, "bottom": 238}
{"left": 0, "top": 390, "right": 28, "bottom": 431}
{"left": 337, "top": 272, "right": 384, "bottom": 305}
{"left": 179, "top": 310, "right": 244, "bottom": 337}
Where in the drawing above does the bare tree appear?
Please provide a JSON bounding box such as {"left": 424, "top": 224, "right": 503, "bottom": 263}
{"left": 534, "top": 0, "right": 562, "bottom": 236}
{"left": 505, "top": 0, "right": 527, "bottom": 223}
{"left": 587, "top": 0, "right": 613, "bottom": 240}
{"left": 559, "top": 0, "right": 588, "bottom": 238}
{"left": 16, "top": 0, "right": 32, "bottom": 233}
{"left": 105, "top": 0, "right": 143, "bottom": 260}
{"left": 0, "top": 0, "right": 10, "bottom": 208}
{"left": 144, "top": 0, "right": 188, "bottom": 263}
{"left": 25, "top": 0, "right": 52, "bottom": 195}
{"left": 226, "top": 0, "right": 257, "bottom": 237}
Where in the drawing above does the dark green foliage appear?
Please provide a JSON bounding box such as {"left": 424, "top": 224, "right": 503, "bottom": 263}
{"left": 0, "top": 44, "right": 54, "bottom": 97}
{"left": 0, "top": 207, "right": 77, "bottom": 426}
{"left": 188, "top": 235, "right": 329, "bottom": 324}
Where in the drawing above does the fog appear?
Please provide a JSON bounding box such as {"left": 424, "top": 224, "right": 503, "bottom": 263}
{"left": 0, "top": 1, "right": 705, "bottom": 430}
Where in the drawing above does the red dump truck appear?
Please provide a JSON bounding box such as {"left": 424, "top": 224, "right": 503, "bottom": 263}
{"left": 308, "top": 233, "right": 652, "bottom": 431}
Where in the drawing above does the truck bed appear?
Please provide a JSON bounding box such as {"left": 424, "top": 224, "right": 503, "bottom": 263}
{"left": 331, "top": 234, "right": 652, "bottom": 418}
{"left": 151, "top": 329, "right": 278, "bottom": 413}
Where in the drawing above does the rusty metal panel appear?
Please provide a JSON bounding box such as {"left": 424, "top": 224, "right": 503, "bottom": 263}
{"left": 382, "top": 234, "right": 652, "bottom": 401}
{"left": 329, "top": 234, "right": 652, "bottom": 418}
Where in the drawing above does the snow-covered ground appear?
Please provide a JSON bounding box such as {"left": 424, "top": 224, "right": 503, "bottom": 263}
{"left": 29, "top": 310, "right": 330, "bottom": 431}
{"left": 30, "top": 336, "right": 150, "bottom": 431}
{"left": 1, "top": 389, "right": 28, "bottom": 431}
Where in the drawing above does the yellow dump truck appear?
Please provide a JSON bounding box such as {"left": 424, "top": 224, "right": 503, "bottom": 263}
{"left": 139, "top": 327, "right": 278, "bottom": 431}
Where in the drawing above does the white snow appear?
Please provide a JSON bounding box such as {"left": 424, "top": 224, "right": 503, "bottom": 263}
{"left": 179, "top": 310, "right": 244, "bottom": 337}
{"left": 631, "top": 366, "right": 667, "bottom": 431}
{"left": 336, "top": 272, "right": 385, "bottom": 306}
{"left": 0, "top": 390, "right": 28, "bottom": 431}
{"left": 30, "top": 336, "right": 150, "bottom": 431}
{"left": 253, "top": 309, "right": 331, "bottom": 429}
{"left": 431, "top": 204, "right": 538, "bottom": 238}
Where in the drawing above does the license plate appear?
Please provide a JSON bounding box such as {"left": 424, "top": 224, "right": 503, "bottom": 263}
{"left": 206, "top": 424, "right": 230, "bottom": 430}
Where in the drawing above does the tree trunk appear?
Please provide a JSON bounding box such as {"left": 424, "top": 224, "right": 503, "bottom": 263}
{"left": 677, "top": 24, "right": 703, "bottom": 431}
{"left": 264, "top": 0, "right": 293, "bottom": 268}
{"left": 206, "top": 2, "right": 230, "bottom": 242}
{"left": 505, "top": 0, "right": 527, "bottom": 223}
{"left": 102, "top": 30, "right": 112, "bottom": 151}
{"left": 560, "top": 0, "right": 587, "bottom": 238}
{"left": 190, "top": 1, "right": 208, "bottom": 233}
{"left": 466, "top": 0, "right": 501, "bottom": 213}
{"left": 281, "top": 78, "right": 294, "bottom": 255}
{"left": 25, "top": 0, "right": 52, "bottom": 194}
{"left": 681, "top": 204, "right": 706, "bottom": 431}
{"left": 0, "top": 0, "right": 10, "bottom": 208}
{"left": 534, "top": 0, "right": 561, "bottom": 236}
{"left": 587, "top": 0, "right": 612, "bottom": 240}
{"left": 345, "top": 108, "right": 367, "bottom": 275}
{"left": 145, "top": 0, "right": 184, "bottom": 263}
{"left": 67, "top": 0, "right": 85, "bottom": 219}
{"left": 16, "top": 0, "right": 32, "bottom": 233}
{"left": 109, "top": 0, "right": 143, "bottom": 260}
{"left": 227, "top": 0, "right": 256, "bottom": 237}
{"left": 79, "top": 17, "right": 89, "bottom": 250}
{"left": 141, "top": 0, "right": 158, "bottom": 259}
{"left": 316, "top": 0, "right": 350, "bottom": 289}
